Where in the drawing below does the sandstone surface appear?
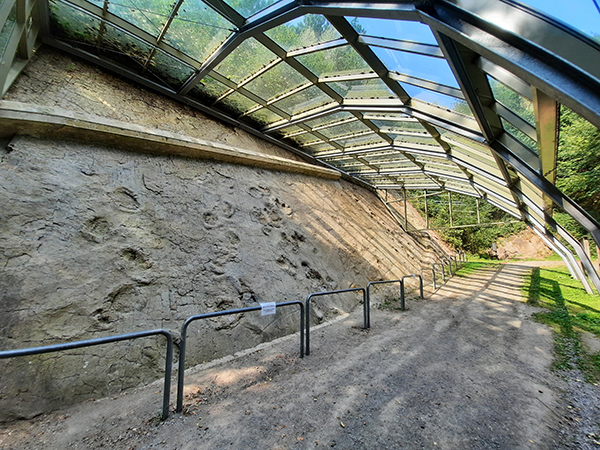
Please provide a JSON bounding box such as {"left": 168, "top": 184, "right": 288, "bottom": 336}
{"left": 0, "top": 48, "right": 449, "bottom": 421}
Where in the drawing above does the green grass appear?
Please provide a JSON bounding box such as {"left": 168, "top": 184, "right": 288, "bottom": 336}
{"left": 454, "top": 260, "right": 500, "bottom": 277}
{"left": 522, "top": 266, "right": 600, "bottom": 381}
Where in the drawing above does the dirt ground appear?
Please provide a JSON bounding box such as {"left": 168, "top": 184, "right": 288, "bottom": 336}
{"left": 1, "top": 262, "right": 599, "bottom": 449}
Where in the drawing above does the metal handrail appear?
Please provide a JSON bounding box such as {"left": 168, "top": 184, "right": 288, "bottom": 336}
{"left": 420, "top": 267, "right": 436, "bottom": 290}
{"left": 449, "top": 256, "right": 458, "bottom": 272}
{"left": 432, "top": 262, "right": 446, "bottom": 282}
{"left": 400, "top": 274, "right": 424, "bottom": 310}
{"left": 176, "top": 301, "right": 304, "bottom": 413}
{"left": 442, "top": 257, "right": 453, "bottom": 276}
{"left": 0, "top": 329, "right": 174, "bottom": 420}
{"left": 305, "top": 287, "right": 367, "bottom": 356}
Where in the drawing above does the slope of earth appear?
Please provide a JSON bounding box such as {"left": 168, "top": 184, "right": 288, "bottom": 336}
{"left": 2, "top": 263, "right": 594, "bottom": 449}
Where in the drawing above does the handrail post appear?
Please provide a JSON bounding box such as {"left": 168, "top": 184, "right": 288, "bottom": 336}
{"left": 445, "top": 257, "right": 453, "bottom": 276}
{"left": 418, "top": 274, "right": 423, "bottom": 299}
{"left": 176, "top": 319, "right": 191, "bottom": 413}
{"left": 400, "top": 279, "right": 406, "bottom": 311}
{"left": 306, "top": 293, "right": 313, "bottom": 357}
{"left": 421, "top": 267, "right": 436, "bottom": 291}
{"left": 0, "top": 330, "right": 174, "bottom": 420}
{"left": 162, "top": 332, "right": 174, "bottom": 420}
{"left": 363, "top": 289, "right": 369, "bottom": 329}
{"left": 434, "top": 262, "right": 445, "bottom": 282}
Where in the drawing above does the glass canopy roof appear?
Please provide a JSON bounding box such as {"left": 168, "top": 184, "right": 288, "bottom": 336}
{"left": 1, "top": 0, "right": 600, "bottom": 292}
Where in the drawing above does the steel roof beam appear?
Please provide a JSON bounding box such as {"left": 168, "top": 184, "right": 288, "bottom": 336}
{"left": 299, "top": 2, "right": 421, "bottom": 20}
{"left": 477, "top": 57, "right": 532, "bottom": 101}
{"left": 358, "top": 35, "right": 444, "bottom": 58}
{"left": 532, "top": 87, "right": 559, "bottom": 217}
{"left": 388, "top": 72, "right": 464, "bottom": 99}
{"left": 492, "top": 102, "right": 537, "bottom": 142}
{"left": 418, "top": 0, "right": 600, "bottom": 130}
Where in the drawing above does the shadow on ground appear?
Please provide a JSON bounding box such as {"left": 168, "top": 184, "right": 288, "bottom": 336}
{"left": 0, "top": 264, "right": 574, "bottom": 449}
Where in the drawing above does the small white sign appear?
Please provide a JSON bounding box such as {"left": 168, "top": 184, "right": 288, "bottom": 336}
{"left": 260, "top": 302, "right": 276, "bottom": 316}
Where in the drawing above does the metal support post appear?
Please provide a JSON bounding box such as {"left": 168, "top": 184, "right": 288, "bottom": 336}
{"left": 448, "top": 191, "right": 453, "bottom": 227}
{"left": 424, "top": 189, "right": 429, "bottom": 229}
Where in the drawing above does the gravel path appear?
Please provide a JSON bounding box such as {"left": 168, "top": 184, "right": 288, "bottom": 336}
{"left": 0, "top": 263, "right": 594, "bottom": 449}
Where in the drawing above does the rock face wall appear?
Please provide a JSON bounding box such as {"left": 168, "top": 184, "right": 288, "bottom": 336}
{"left": 0, "top": 48, "right": 447, "bottom": 421}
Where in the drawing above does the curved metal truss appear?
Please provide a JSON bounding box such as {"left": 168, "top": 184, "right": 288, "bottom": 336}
{"left": 1, "top": 0, "right": 600, "bottom": 291}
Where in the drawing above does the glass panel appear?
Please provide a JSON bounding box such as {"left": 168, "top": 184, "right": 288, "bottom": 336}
{"left": 488, "top": 77, "right": 535, "bottom": 126}
{"left": 107, "top": 0, "right": 171, "bottom": 37}
{"left": 223, "top": 0, "right": 278, "bottom": 19}
{"left": 244, "top": 62, "right": 308, "bottom": 101}
{"left": 264, "top": 14, "right": 342, "bottom": 52}
{"left": 303, "top": 142, "right": 336, "bottom": 153}
{"left": 364, "top": 113, "right": 412, "bottom": 121}
{"left": 148, "top": 50, "right": 195, "bottom": 89}
{"left": 373, "top": 47, "right": 459, "bottom": 87}
{"left": 214, "top": 38, "right": 277, "bottom": 84}
{"left": 99, "top": 23, "right": 154, "bottom": 72}
{"left": 189, "top": 75, "right": 230, "bottom": 102}
{"left": 317, "top": 120, "right": 371, "bottom": 139}
{"left": 214, "top": 91, "right": 257, "bottom": 115}
{"left": 403, "top": 84, "right": 474, "bottom": 116}
{"left": 243, "top": 108, "right": 284, "bottom": 127}
{"left": 387, "top": 131, "right": 432, "bottom": 142}
{"left": 287, "top": 132, "right": 321, "bottom": 146}
{"left": 272, "top": 85, "right": 333, "bottom": 116}
{"left": 445, "top": 181, "right": 478, "bottom": 194}
{"left": 437, "top": 128, "right": 493, "bottom": 156}
{"left": 348, "top": 17, "right": 438, "bottom": 45}
{"left": 304, "top": 112, "right": 355, "bottom": 129}
{"left": 328, "top": 78, "right": 394, "bottom": 99}
{"left": 49, "top": 0, "right": 101, "bottom": 47}
{"left": 373, "top": 120, "right": 427, "bottom": 133}
{"left": 0, "top": 2, "right": 16, "bottom": 56}
{"left": 363, "top": 155, "right": 416, "bottom": 168}
{"left": 423, "top": 162, "right": 465, "bottom": 175}
{"left": 163, "top": 1, "right": 234, "bottom": 64}
{"left": 296, "top": 45, "right": 371, "bottom": 77}
{"left": 507, "top": 0, "right": 599, "bottom": 40}
{"left": 336, "top": 134, "right": 385, "bottom": 148}
{"left": 501, "top": 118, "right": 537, "bottom": 152}
{"left": 274, "top": 125, "right": 304, "bottom": 137}
{"left": 394, "top": 135, "right": 440, "bottom": 146}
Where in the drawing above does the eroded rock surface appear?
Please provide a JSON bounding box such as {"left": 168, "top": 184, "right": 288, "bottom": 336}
{"left": 0, "top": 48, "right": 448, "bottom": 421}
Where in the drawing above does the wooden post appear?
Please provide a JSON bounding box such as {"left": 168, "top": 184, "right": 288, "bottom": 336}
{"left": 476, "top": 198, "right": 481, "bottom": 224}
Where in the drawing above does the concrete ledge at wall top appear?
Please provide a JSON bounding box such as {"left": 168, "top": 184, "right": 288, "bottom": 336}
{"left": 0, "top": 101, "right": 341, "bottom": 180}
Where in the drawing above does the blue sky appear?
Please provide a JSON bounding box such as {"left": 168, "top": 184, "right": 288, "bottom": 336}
{"left": 520, "top": 0, "right": 599, "bottom": 38}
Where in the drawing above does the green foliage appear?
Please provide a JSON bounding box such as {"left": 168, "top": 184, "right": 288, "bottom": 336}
{"left": 522, "top": 266, "right": 600, "bottom": 381}
{"left": 410, "top": 191, "right": 525, "bottom": 254}
{"left": 557, "top": 106, "right": 600, "bottom": 222}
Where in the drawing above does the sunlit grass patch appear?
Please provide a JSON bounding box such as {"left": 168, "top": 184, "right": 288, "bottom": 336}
{"left": 522, "top": 266, "right": 600, "bottom": 381}
{"left": 454, "top": 260, "right": 500, "bottom": 278}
